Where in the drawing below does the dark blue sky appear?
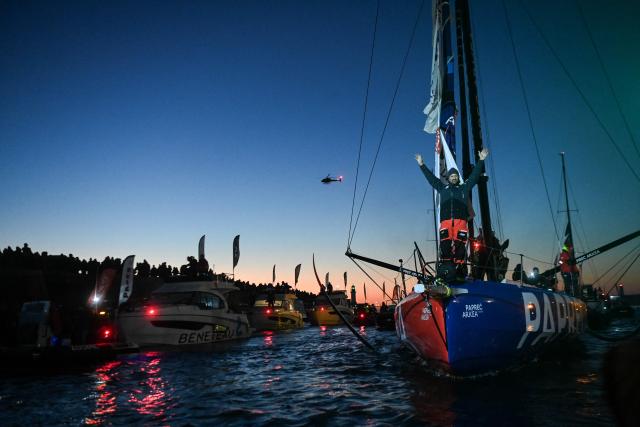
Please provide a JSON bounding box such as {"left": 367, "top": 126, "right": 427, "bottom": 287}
{"left": 2, "top": 0, "right": 639, "bottom": 299}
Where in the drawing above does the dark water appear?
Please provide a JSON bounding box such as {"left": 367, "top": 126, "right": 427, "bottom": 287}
{"left": 1, "top": 315, "right": 637, "bottom": 426}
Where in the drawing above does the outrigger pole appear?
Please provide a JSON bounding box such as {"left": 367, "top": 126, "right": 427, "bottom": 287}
{"left": 312, "top": 254, "right": 375, "bottom": 352}
{"left": 540, "top": 230, "right": 640, "bottom": 279}
{"left": 345, "top": 249, "right": 431, "bottom": 284}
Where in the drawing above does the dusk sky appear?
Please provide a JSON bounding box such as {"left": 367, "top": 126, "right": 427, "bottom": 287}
{"left": 2, "top": 0, "right": 639, "bottom": 302}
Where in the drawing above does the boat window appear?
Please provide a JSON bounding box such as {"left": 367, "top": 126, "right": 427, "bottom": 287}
{"left": 151, "top": 292, "right": 195, "bottom": 306}
{"left": 193, "top": 292, "right": 223, "bottom": 310}
{"left": 254, "top": 300, "right": 283, "bottom": 307}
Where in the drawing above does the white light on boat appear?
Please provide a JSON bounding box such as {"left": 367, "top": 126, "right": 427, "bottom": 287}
{"left": 414, "top": 284, "right": 425, "bottom": 293}
{"left": 93, "top": 295, "right": 101, "bottom": 303}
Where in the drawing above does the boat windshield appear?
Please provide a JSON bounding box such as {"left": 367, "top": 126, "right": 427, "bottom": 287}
{"left": 254, "top": 300, "right": 284, "bottom": 308}
{"left": 150, "top": 291, "right": 224, "bottom": 309}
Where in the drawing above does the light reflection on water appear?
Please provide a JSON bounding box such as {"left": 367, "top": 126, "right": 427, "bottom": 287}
{"left": 84, "top": 361, "right": 121, "bottom": 425}
{"left": 1, "top": 316, "right": 636, "bottom": 426}
{"left": 128, "top": 353, "right": 167, "bottom": 418}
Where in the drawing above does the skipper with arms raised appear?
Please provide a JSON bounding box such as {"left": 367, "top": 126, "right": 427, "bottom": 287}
{"left": 415, "top": 148, "right": 489, "bottom": 277}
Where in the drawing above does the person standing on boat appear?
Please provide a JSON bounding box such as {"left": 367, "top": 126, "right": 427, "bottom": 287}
{"left": 559, "top": 244, "right": 580, "bottom": 296}
{"left": 415, "top": 147, "right": 489, "bottom": 278}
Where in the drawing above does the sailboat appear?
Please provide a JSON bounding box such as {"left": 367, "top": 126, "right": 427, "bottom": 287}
{"left": 346, "top": 0, "right": 589, "bottom": 376}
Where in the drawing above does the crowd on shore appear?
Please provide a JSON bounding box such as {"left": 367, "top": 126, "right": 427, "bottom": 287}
{"left": 0, "top": 243, "right": 316, "bottom": 308}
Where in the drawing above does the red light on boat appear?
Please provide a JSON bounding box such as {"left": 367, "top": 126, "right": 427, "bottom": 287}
{"left": 320, "top": 307, "right": 325, "bottom": 311}
{"left": 97, "top": 326, "right": 113, "bottom": 341}
{"left": 359, "top": 313, "right": 365, "bottom": 319}
{"left": 146, "top": 307, "right": 157, "bottom": 316}
{"left": 266, "top": 308, "right": 272, "bottom": 314}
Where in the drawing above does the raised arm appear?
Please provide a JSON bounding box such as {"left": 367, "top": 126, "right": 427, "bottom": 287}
{"left": 465, "top": 148, "right": 489, "bottom": 189}
{"left": 415, "top": 153, "right": 444, "bottom": 191}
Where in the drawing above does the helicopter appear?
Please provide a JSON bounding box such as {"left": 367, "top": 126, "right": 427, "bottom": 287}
{"left": 321, "top": 174, "right": 343, "bottom": 184}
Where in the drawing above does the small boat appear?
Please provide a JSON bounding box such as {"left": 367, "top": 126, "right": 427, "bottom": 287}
{"left": 293, "top": 298, "right": 308, "bottom": 322}
{"left": 581, "top": 285, "right": 612, "bottom": 329}
{"left": 608, "top": 295, "right": 635, "bottom": 318}
{"left": 376, "top": 304, "right": 397, "bottom": 331}
{"left": 0, "top": 300, "right": 137, "bottom": 373}
{"left": 352, "top": 303, "right": 377, "bottom": 327}
{"left": 309, "top": 290, "right": 354, "bottom": 326}
{"left": 248, "top": 293, "right": 304, "bottom": 331}
{"left": 118, "top": 278, "right": 252, "bottom": 347}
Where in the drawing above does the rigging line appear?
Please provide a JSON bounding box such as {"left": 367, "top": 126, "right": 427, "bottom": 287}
{"left": 604, "top": 247, "right": 640, "bottom": 296}
{"left": 567, "top": 176, "right": 600, "bottom": 280}
{"left": 349, "top": 0, "right": 427, "bottom": 247}
{"left": 348, "top": 256, "right": 396, "bottom": 302}
{"left": 348, "top": 0, "right": 380, "bottom": 248}
{"left": 519, "top": 0, "right": 640, "bottom": 184}
{"left": 502, "top": 251, "right": 555, "bottom": 266}
{"left": 549, "top": 174, "right": 565, "bottom": 264}
{"left": 575, "top": 1, "right": 640, "bottom": 162}
{"left": 502, "top": 0, "right": 559, "bottom": 241}
{"left": 590, "top": 242, "right": 640, "bottom": 287}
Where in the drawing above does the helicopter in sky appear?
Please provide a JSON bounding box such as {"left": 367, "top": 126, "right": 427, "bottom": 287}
{"left": 321, "top": 174, "right": 343, "bottom": 184}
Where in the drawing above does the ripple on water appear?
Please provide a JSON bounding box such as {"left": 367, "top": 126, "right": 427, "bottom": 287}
{"left": 1, "top": 319, "right": 637, "bottom": 426}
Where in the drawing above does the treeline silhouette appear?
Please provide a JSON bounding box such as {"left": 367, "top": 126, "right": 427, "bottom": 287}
{"left": 0, "top": 243, "right": 316, "bottom": 344}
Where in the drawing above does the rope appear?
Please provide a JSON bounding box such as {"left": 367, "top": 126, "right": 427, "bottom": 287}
{"left": 568, "top": 178, "right": 600, "bottom": 280}
{"left": 348, "top": 0, "right": 427, "bottom": 247}
{"left": 604, "top": 247, "right": 640, "bottom": 296}
{"left": 519, "top": 0, "right": 640, "bottom": 184}
{"left": 590, "top": 242, "right": 640, "bottom": 288}
{"left": 348, "top": 0, "right": 380, "bottom": 248}
{"left": 575, "top": 1, "right": 640, "bottom": 163}
{"left": 501, "top": 0, "right": 559, "bottom": 242}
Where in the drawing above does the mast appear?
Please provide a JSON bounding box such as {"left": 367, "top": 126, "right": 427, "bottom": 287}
{"left": 560, "top": 152, "right": 573, "bottom": 246}
{"left": 457, "top": 0, "right": 493, "bottom": 244}
{"left": 454, "top": 0, "right": 473, "bottom": 237}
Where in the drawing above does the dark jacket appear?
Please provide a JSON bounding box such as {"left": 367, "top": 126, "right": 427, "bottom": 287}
{"left": 419, "top": 160, "right": 484, "bottom": 221}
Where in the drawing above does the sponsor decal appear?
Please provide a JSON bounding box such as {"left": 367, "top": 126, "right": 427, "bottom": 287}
{"left": 462, "top": 303, "right": 483, "bottom": 318}
{"left": 517, "top": 292, "right": 585, "bottom": 349}
{"left": 177, "top": 329, "right": 228, "bottom": 344}
{"left": 421, "top": 304, "right": 432, "bottom": 321}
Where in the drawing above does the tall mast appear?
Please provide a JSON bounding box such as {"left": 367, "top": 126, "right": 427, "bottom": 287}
{"left": 560, "top": 152, "right": 573, "bottom": 247}
{"left": 454, "top": 0, "right": 473, "bottom": 238}
{"left": 457, "top": 0, "right": 493, "bottom": 241}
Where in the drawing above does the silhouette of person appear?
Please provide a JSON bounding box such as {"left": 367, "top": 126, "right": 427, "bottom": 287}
{"left": 415, "top": 148, "right": 488, "bottom": 279}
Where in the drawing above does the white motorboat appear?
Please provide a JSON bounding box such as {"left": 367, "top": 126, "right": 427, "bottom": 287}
{"left": 118, "top": 279, "right": 252, "bottom": 347}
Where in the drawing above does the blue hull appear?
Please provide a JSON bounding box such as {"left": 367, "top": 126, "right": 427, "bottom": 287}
{"left": 396, "top": 280, "right": 587, "bottom": 376}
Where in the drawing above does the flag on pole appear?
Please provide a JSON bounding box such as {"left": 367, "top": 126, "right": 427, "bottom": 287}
{"left": 434, "top": 130, "right": 462, "bottom": 232}
{"left": 343, "top": 272, "right": 347, "bottom": 290}
{"left": 363, "top": 283, "right": 367, "bottom": 302}
{"left": 423, "top": 0, "right": 444, "bottom": 134}
{"left": 198, "top": 235, "right": 205, "bottom": 261}
{"left": 118, "top": 255, "right": 135, "bottom": 306}
{"left": 294, "top": 264, "right": 301, "bottom": 287}
{"left": 272, "top": 264, "right": 276, "bottom": 284}
{"left": 562, "top": 222, "right": 574, "bottom": 250}
{"left": 393, "top": 278, "right": 401, "bottom": 302}
{"left": 232, "top": 235, "right": 240, "bottom": 268}
{"left": 383, "top": 281, "right": 386, "bottom": 300}
{"left": 325, "top": 272, "right": 329, "bottom": 286}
